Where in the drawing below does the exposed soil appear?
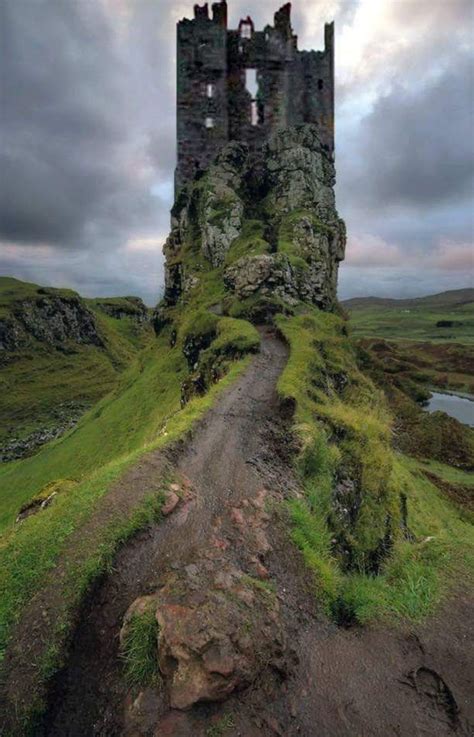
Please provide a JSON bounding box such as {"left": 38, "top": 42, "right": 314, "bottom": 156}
{"left": 422, "top": 470, "right": 474, "bottom": 513}
{"left": 2, "top": 329, "right": 473, "bottom": 736}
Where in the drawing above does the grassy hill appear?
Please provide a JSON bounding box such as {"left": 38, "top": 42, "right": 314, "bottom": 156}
{"left": 0, "top": 277, "right": 153, "bottom": 458}
{"left": 343, "top": 288, "right": 474, "bottom": 343}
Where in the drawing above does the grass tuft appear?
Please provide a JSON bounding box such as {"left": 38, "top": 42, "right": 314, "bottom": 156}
{"left": 121, "top": 609, "right": 160, "bottom": 687}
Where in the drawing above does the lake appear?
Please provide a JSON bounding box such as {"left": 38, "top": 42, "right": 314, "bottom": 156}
{"left": 425, "top": 391, "right": 474, "bottom": 428}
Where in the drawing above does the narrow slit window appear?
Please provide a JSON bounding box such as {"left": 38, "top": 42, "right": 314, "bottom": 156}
{"left": 245, "top": 69, "right": 260, "bottom": 126}
{"left": 205, "top": 117, "right": 214, "bottom": 128}
{"left": 318, "top": 79, "right": 324, "bottom": 90}
{"left": 206, "top": 83, "right": 214, "bottom": 98}
{"left": 245, "top": 69, "right": 258, "bottom": 98}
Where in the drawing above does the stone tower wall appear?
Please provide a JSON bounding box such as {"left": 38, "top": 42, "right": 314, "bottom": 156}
{"left": 175, "top": 1, "right": 334, "bottom": 194}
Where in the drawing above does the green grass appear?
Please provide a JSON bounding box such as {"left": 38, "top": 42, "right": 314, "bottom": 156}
{"left": 0, "top": 278, "right": 153, "bottom": 445}
{"left": 121, "top": 608, "right": 161, "bottom": 687}
{"left": 0, "top": 330, "right": 252, "bottom": 665}
{"left": 347, "top": 301, "right": 474, "bottom": 344}
{"left": 179, "top": 308, "right": 219, "bottom": 344}
{"left": 206, "top": 317, "right": 260, "bottom": 356}
{"left": 0, "top": 330, "right": 184, "bottom": 530}
{"left": 0, "top": 276, "right": 76, "bottom": 316}
{"left": 414, "top": 458, "right": 474, "bottom": 486}
{"left": 276, "top": 308, "right": 474, "bottom": 624}
{"left": 224, "top": 220, "right": 269, "bottom": 265}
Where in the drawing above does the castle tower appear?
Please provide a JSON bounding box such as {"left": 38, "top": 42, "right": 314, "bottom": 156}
{"left": 175, "top": 1, "right": 334, "bottom": 195}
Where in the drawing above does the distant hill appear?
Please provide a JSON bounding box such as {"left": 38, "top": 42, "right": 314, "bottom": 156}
{"left": 344, "top": 288, "right": 474, "bottom": 344}
{"left": 342, "top": 288, "right": 474, "bottom": 311}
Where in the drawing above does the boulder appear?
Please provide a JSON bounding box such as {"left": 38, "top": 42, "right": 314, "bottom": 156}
{"left": 122, "top": 566, "right": 285, "bottom": 712}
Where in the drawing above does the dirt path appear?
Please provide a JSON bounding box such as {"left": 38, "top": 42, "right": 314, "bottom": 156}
{"left": 41, "top": 327, "right": 298, "bottom": 735}
{"left": 5, "top": 328, "right": 473, "bottom": 737}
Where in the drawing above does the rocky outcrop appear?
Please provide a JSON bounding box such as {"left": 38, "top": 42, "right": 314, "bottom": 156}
{"left": 93, "top": 297, "right": 149, "bottom": 323}
{"left": 0, "top": 402, "right": 86, "bottom": 463}
{"left": 153, "top": 568, "right": 282, "bottom": 710}
{"left": 159, "top": 124, "right": 345, "bottom": 315}
{"left": 198, "top": 143, "right": 246, "bottom": 268}
{"left": 0, "top": 294, "right": 104, "bottom": 352}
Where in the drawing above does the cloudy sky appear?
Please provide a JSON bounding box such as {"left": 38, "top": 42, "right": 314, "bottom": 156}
{"left": 1, "top": 0, "right": 473, "bottom": 304}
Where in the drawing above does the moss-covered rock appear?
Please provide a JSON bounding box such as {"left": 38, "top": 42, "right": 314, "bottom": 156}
{"left": 160, "top": 124, "right": 345, "bottom": 315}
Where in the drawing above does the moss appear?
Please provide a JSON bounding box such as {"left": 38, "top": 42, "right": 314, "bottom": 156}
{"left": 227, "top": 293, "right": 293, "bottom": 322}
{"left": 224, "top": 220, "right": 270, "bottom": 265}
{"left": 17, "top": 479, "right": 77, "bottom": 517}
{"left": 179, "top": 309, "right": 219, "bottom": 344}
{"left": 277, "top": 210, "right": 331, "bottom": 257}
{"left": 211, "top": 317, "right": 260, "bottom": 356}
{"left": 206, "top": 714, "right": 236, "bottom": 737}
{"left": 277, "top": 307, "right": 474, "bottom": 624}
{"left": 181, "top": 318, "right": 260, "bottom": 404}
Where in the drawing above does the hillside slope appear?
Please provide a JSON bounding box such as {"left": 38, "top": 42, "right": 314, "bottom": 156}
{"left": 0, "top": 277, "right": 153, "bottom": 461}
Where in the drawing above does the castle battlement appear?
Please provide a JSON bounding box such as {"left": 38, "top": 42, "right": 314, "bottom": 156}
{"left": 176, "top": 1, "right": 334, "bottom": 195}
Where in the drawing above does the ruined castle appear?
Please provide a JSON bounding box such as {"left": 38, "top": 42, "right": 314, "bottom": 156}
{"left": 176, "top": 1, "right": 334, "bottom": 194}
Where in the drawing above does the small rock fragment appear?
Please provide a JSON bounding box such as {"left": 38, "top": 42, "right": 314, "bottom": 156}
{"left": 162, "top": 491, "right": 180, "bottom": 516}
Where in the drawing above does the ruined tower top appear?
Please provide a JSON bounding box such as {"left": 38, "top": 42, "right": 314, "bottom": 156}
{"left": 175, "top": 1, "right": 334, "bottom": 194}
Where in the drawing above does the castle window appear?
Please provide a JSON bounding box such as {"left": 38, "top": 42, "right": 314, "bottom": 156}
{"left": 245, "top": 69, "right": 258, "bottom": 98}
{"left": 240, "top": 22, "right": 252, "bottom": 39}
{"left": 205, "top": 117, "right": 214, "bottom": 129}
{"left": 206, "top": 83, "right": 214, "bottom": 98}
{"left": 318, "top": 79, "right": 324, "bottom": 90}
{"left": 245, "top": 69, "right": 261, "bottom": 126}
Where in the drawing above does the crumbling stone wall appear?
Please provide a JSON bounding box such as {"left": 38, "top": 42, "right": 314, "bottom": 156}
{"left": 176, "top": 1, "right": 334, "bottom": 194}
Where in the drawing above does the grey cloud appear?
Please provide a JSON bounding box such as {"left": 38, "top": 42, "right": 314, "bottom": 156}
{"left": 1, "top": 0, "right": 472, "bottom": 302}
{"left": 340, "top": 53, "right": 474, "bottom": 210}
{"left": 0, "top": 0, "right": 175, "bottom": 253}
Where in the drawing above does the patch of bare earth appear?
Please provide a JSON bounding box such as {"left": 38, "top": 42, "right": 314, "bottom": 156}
{"left": 2, "top": 329, "right": 473, "bottom": 736}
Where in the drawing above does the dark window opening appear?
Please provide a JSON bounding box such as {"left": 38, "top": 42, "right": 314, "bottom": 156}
{"left": 318, "top": 79, "right": 324, "bottom": 90}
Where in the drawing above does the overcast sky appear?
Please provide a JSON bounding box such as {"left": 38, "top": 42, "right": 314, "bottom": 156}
{"left": 1, "top": 0, "right": 473, "bottom": 304}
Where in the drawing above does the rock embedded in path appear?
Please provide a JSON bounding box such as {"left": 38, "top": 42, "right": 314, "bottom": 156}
{"left": 162, "top": 491, "right": 180, "bottom": 517}
{"left": 123, "top": 564, "right": 286, "bottom": 712}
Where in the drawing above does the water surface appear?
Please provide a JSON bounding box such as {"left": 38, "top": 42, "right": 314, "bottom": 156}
{"left": 425, "top": 392, "right": 474, "bottom": 427}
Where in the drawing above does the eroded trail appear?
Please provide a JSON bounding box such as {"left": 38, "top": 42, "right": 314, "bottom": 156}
{"left": 43, "top": 328, "right": 298, "bottom": 736}
{"left": 40, "top": 328, "right": 473, "bottom": 737}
